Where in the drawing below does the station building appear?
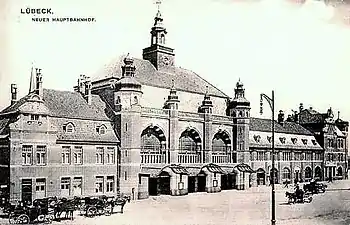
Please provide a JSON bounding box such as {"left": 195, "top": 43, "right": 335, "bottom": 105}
{"left": 0, "top": 7, "right": 348, "bottom": 202}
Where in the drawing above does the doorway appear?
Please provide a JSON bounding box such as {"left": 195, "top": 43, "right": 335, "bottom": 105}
{"left": 197, "top": 173, "right": 206, "bottom": 192}
{"left": 188, "top": 176, "right": 196, "bottom": 193}
{"left": 158, "top": 171, "right": 170, "bottom": 195}
{"left": 21, "top": 179, "right": 32, "bottom": 205}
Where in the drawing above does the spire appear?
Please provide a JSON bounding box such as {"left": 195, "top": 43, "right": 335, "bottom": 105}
{"left": 29, "top": 63, "right": 36, "bottom": 94}
{"left": 198, "top": 86, "right": 213, "bottom": 113}
{"left": 232, "top": 79, "right": 250, "bottom": 106}
{"left": 163, "top": 79, "right": 180, "bottom": 109}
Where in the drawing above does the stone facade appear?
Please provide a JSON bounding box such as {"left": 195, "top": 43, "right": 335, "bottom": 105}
{"left": 0, "top": 7, "right": 348, "bottom": 203}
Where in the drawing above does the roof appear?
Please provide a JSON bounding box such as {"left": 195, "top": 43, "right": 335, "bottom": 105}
{"left": 298, "top": 108, "right": 328, "bottom": 124}
{"left": 1, "top": 89, "right": 111, "bottom": 121}
{"left": 92, "top": 55, "right": 228, "bottom": 98}
{"left": 250, "top": 117, "right": 313, "bottom": 135}
{"left": 43, "top": 89, "right": 111, "bottom": 121}
{"left": 0, "top": 118, "right": 10, "bottom": 134}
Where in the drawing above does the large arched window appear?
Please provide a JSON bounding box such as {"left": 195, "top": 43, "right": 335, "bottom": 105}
{"left": 305, "top": 167, "right": 312, "bottom": 179}
{"left": 282, "top": 167, "right": 291, "bottom": 180}
{"left": 179, "top": 128, "right": 201, "bottom": 152}
{"left": 141, "top": 125, "right": 166, "bottom": 153}
{"left": 212, "top": 130, "right": 231, "bottom": 153}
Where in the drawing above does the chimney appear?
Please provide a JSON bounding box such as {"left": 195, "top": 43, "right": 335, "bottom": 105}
{"left": 278, "top": 110, "right": 285, "bottom": 124}
{"left": 299, "top": 103, "right": 303, "bottom": 112}
{"left": 76, "top": 74, "right": 86, "bottom": 93}
{"left": 10, "top": 84, "right": 17, "bottom": 105}
{"left": 84, "top": 77, "right": 92, "bottom": 105}
{"left": 36, "top": 68, "right": 43, "bottom": 98}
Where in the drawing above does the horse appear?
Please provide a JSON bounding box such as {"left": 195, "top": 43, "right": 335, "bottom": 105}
{"left": 285, "top": 192, "right": 296, "bottom": 204}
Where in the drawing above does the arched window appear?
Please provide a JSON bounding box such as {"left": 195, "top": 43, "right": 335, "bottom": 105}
{"left": 337, "top": 167, "right": 343, "bottom": 177}
{"left": 314, "top": 166, "right": 322, "bottom": 179}
{"left": 212, "top": 131, "right": 231, "bottom": 154}
{"left": 179, "top": 128, "right": 201, "bottom": 152}
{"left": 141, "top": 125, "right": 166, "bottom": 153}
{"left": 282, "top": 167, "right": 291, "bottom": 180}
{"left": 133, "top": 96, "right": 138, "bottom": 105}
{"left": 305, "top": 167, "right": 312, "bottom": 179}
{"left": 99, "top": 125, "right": 106, "bottom": 135}
{"left": 160, "top": 34, "right": 165, "bottom": 44}
{"left": 64, "top": 123, "right": 75, "bottom": 133}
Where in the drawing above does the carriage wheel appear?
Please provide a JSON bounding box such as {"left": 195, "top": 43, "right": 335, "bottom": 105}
{"left": 37, "top": 214, "right": 45, "bottom": 222}
{"left": 16, "top": 214, "right": 30, "bottom": 224}
{"left": 105, "top": 205, "right": 112, "bottom": 216}
{"left": 8, "top": 212, "right": 17, "bottom": 224}
{"left": 86, "top": 207, "right": 97, "bottom": 217}
{"left": 44, "top": 214, "right": 53, "bottom": 224}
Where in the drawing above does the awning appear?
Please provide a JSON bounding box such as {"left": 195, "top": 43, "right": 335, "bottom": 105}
{"left": 202, "top": 163, "right": 226, "bottom": 174}
{"left": 186, "top": 167, "right": 201, "bottom": 176}
{"left": 234, "top": 163, "right": 255, "bottom": 173}
{"left": 163, "top": 164, "right": 189, "bottom": 175}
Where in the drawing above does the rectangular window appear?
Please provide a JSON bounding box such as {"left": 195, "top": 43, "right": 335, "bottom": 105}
{"left": 73, "top": 146, "right": 83, "bottom": 164}
{"left": 106, "top": 176, "right": 114, "bottom": 193}
{"left": 96, "top": 147, "right": 104, "bottom": 164}
{"left": 30, "top": 114, "right": 39, "bottom": 121}
{"left": 35, "top": 178, "right": 46, "bottom": 199}
{"left": 62, "top": 146, "right": 71, "bottom": 164}
{"left": 295, "top": 153, "right": 301, "bottom": 161}
{"left": 72, "top": 177, "right": 82, "bottom": 196}
{"left": 95, "top": 176, "right": 104, "bottom": 193}
{"left": 257, "top": 152, "right": 264, "bottom": 161}
{"left": 106, "top": 147, "right": 115, "bottom": 164}
{"left": 36, "top": 145, "right": 47, "bottom": 165}
{"left": 22, "top": 145, "right": 33, "bottom": 165}
{"left": 61, "top": 177, "right": 70, "bottom": 196}
{"left": 305, "top": 152, "right": 312, "bottom": 161}
{"left": 125, "top": 171, "right": 127, "bottom": 181}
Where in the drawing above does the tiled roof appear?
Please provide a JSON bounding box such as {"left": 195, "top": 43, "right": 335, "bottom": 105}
{"left": 92, "top": 55, "right": 229, "bottom": 98}
{"left": 0, "top": 118, "right": 10, "bottom": 134}
{"left": 43, "top": 89, "right": 111, "bottom": 121}
{"left": 1, "top": 89, "right": 111, "bottom": 121}
{"left": 250, "top": 117, "right": 313, "bottom": 135}
{"left": 298, "top": 109, "right": 327, "bottom": 124}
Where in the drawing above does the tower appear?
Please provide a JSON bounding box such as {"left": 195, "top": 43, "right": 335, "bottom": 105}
{"left": 114, "top": 54, "right": 143, "bottom": 200}
{"left": 142, "top": 2, "right": 175, "bottom": 71}
{"left": 227, "top": 80, "right": 251, "bottom": 189}
{"left": 228, "top": 80, "right": 250, "bottom": 163}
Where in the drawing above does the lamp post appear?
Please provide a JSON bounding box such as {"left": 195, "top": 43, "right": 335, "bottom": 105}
{"left": 260, "top": 91, "right": 275, "bottom": 225}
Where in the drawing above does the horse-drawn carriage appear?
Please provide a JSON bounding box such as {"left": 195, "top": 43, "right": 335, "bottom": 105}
{"left": 303, "top": 181, "right": 327, "bottom": 194}
{"left": 8, "top": 198, "right": 55, "bottom": 224}
{"left": 78, "top": 195, "right": 130, "bottom": 218}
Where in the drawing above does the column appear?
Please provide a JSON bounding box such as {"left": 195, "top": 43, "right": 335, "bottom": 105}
{"left": 169, "top": 110, "right": 179, "bottom": 163}
{"left": 204, "top": 114, "right": 213, "bottom": 163}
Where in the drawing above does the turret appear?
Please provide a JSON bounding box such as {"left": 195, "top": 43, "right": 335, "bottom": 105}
{"left": 10, "top": 84, "right": 17, "bottom": 105}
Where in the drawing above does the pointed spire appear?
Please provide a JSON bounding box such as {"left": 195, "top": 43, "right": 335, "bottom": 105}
{"left": 29, "top": 62, "right": 36, "bottom": 94}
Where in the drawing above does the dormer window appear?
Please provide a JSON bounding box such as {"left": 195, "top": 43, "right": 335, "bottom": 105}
{"left": 279, "top": 137, "right": 286, "bottom": 144}
{"left": 30, "top": 115, "right": 39, "bottom": 121}
{"left": 291, "top": 138, "right": 297, "bottom": 144}
{"left": 254, "top": 135, "right": 261, "bottom": 143}
{"left": 311, "top": 139, "right": 317, "bottom": 145}
{"left": 267, "top": 136, "right": 272, "bottom": 143}
{"left": 96, "top": 125, "right": 107, "bottom": 135}
{"left": 302, "top": 139, "right": 308, "bottom": 145}
{"left": 63, "top": 123, "right": 75, "bottom": 133}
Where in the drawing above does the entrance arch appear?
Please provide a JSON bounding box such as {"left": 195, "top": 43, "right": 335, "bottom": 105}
{"left": 337, "top": 166, "right": 343, "bottom": 177}
{"left": 305, "top": 167, "right": 312, "bottom": 181}
{"left": 256, "top": 168, "right": 265, "bottom": 185}
{"left": 314, "top": 166, "right": 322, "bottom": 180}
{"left": 270, "top": 168, "right": 279, "bottom": 184}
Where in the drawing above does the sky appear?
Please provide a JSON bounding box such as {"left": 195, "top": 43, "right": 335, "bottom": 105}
{"left": 1, "top": 0, "right": 350, "bottom": 121}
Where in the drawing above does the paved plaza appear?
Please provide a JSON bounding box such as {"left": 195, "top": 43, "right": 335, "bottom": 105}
{"left": 2, "top": 180, "right": 350, "bottom": 225}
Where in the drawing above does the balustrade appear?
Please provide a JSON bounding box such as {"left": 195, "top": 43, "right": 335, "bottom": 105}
{"left": 141, "top": 150, "right": 167, "bottom": 164}
{"left": 177, "top": 152, "right": 201, "bottom": 164}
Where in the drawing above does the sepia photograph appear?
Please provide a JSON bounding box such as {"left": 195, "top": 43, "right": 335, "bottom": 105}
{"left": 1, "top": 0, "right": 350, "bottom": 224}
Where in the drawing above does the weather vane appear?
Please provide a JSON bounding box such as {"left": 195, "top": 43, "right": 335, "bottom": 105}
{"left": 155, "top": 0, "right": 162, "bottom": 11}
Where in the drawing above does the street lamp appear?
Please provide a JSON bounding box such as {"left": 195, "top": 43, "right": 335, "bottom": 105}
{"left": 260, "top": 91, "right": 276, "bottom": 225}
